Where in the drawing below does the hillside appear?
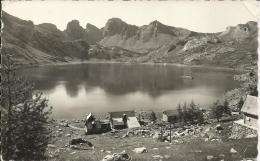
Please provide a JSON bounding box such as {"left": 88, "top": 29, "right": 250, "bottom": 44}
{"left": 1, "top": 11, "right": 258, "bottom": 69}
{"left": 2, "top": 11, "right": 90, "bottom": 65}
{"left": 99, "top": 18, "right": 257, "bottom": 69}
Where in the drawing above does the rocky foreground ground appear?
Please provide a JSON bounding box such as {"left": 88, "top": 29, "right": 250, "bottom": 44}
{"left": 46, "top": 118, "right": 257, "bottom": 161}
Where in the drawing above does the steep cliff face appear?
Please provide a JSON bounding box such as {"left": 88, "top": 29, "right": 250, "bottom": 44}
{"left": 85, "top": 23, "right": 103, "bottom": 44}
{"left": 100, "top": 18, "right": 193, "bottom": 53}
{"left": 64, "top": 20, "right": 85, "bottom": 40}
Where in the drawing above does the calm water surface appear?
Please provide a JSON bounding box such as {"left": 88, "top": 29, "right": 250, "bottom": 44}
{"left": 20, "top": 63, "right": 241, "bottom": 119}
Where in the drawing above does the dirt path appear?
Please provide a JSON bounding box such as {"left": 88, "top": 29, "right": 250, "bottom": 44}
{"left": 68, "top": 124, "right": 85, "bottom": 131}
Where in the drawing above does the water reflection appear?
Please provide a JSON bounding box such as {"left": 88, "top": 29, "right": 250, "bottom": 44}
{"left": 20, "top": 63, "right": 241, "bottom": 119}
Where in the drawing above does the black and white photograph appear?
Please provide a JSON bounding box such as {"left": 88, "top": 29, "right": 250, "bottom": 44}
{"left": 0, "top": 1, "right": 258, "bottom": 161}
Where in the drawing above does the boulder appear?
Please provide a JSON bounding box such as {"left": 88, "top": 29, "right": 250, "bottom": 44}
{"left": 65, "top": 134, "right": 71, "bottom": 137}
{"left": 230, "top": 148, "right": 237, "bottom": 154}
{"left": 69, "top": 138, "right": 93, "bottom": 147}
{"left": 164, "top": 155, "right": 171, "bottom": 159}
{"left": 152, "top": 155, "right": 163, "bottom": 159}
{"left": 47, "top": 144, "right": 56, "bottom": 148}
{"left": 153, "top": 132, "right": 163, "bottom": 142}
{"left": 165, "top": 146, "right": 171, "bottom": 149}
{"left": 205, "top": 127, "right": 212, "bottom": 132}
{"left": 206, "top": 155, "right": 214, "bottom": 161}
{"left": 133, "top": 147, "right": 147, "bottom": 154}
{"left": 215, "top": 124, "right": 224, "bottom": 130}
{"left": 122, "top": 134, "right": 129, "bottom": 138}
{"left": 70, "top": 145, "right": 80, "bottom": 150}
{"left": 59, "top": 122, "right": 69, "bottom": 127}
{"left": 101, "top": 151, "right": 131, "bottom": 161}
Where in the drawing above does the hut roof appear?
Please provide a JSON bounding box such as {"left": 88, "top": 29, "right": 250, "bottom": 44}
{"left": 109, "top": 110, "right": 135, "bottom": 118}
{"left": 86, "top": 113, "right": 95, "bottom": 122}
{"left": 241, "top": 95, "right": 258, "bottom": 116}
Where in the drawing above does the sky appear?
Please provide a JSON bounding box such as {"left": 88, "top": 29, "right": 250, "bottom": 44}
{"left": 2, "top": 1, "right": 258, "bottom": 33}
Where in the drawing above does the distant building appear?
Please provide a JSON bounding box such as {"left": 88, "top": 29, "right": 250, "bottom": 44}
{"left": 109, "top": 111, "right": 140, "bottom": 129}
{"left": 241, "top": 95, "right": 258, "bottom": 129}
{"left": 162, "top": 110, "right": 179, "bottom": 123}
{"left": 85, "top": 113, "right": 111, "bottom": 134}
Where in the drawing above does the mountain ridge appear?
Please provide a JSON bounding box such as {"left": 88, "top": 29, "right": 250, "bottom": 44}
{"left": 1, "top": 11, "right": 258, "bottom": 69}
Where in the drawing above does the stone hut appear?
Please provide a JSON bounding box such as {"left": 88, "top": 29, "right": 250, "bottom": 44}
{"left": 241, "top": 95, "right": 258, "bottom": 129}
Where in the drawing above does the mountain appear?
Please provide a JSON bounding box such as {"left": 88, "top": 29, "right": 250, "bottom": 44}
{"left": 64, "top": 20, "right": 103, "bottom": 44}
{"left": 2, "top": 11, "right": 258, "bottom": 69}
{"left": 85, "top": 23, "right": 103, "bottom": 44}
{"left": 154, "top": 21, "right": 258, "bottom": 69}
{"left": 100, "top": 18, "right": 194, "bottom": 53}
{"left": 2, "top": 11, "right": 90, "bottom": 65}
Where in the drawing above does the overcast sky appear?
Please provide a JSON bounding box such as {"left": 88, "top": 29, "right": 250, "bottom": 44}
{"left": 2, "top": 1, "right": 258, "bottom": 33}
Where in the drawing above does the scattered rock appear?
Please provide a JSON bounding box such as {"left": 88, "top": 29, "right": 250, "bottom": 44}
{"left": 69, "top": 137, "right": 93, "bottom": 147}
{"left": 201, "top": 133, "right": 209, "bottom": 138}
{"left": 102, "top": 155, "right": 114, "bottom": 161}
{"left": 245, "top": 134, "right": 257, "bottom": 138}
{"left": 65, "top": 134, "right": 71, "bottom": 137}
{"left": 165, "top": 146, "right": 171, "bottom": 149}
{"left": 230, "top": 148, "right": 237, "bottom": 153}
{"left": 206, "top": 155, "right": 214, "bottom": 161}
{"left": 164, "top": 155, "right": 171, "bottom": 159}
{"left": 122, "top": 134, "right": 129, "bottom": 138}
{"left": 47, "top": 144, "right": 56, "bottom": 148}
{"left": 205, "top": 127, "right": 212, "bottom": 132}
{"left": 70, "top": 145, "right": 80, "bottom": 150}
{"left": 133, "top": 147, "right": 147, "bottom": 154}
{"left": 153, "top": 155, "right": 163, "bottom": 159}
{"left": 153, "top": 132, "right": 164, "bottom": 142}
{"left": 219, "top": 154, "right": 225, "bottom": 157}
{"left": 70, "top": 151, "right": 76, "bottom": 155}
{"left": 215, "top": 124, "right": 224, "bottom": 130}
{"left": 60, "top": 122, "right": 69, "bottom": 127}
{"left": 193, "top": 150, "right": 202, "bottom": 153}
{"left": 101, "top": 151, "right": 131, "bottom": 161}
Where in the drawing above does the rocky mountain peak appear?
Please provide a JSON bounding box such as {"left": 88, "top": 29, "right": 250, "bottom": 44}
{"left": 219, "top": 21, "right": 258, "bottom": 42}
{"left": 38, "top": 23, "right": 58, "bottom": 31}
{"left": 86, "top": 23, "right": 100, "bottom": 32}
{"left": 149, "top": 20, "right": 162, "bottom": 26}
{"left": 65, "top": 20, "right": 85, "bottom": 40}
{"left": 85, "top": 23, "right": 102, "bottom": 44}
{"left": 102, "top": 18, "right": 138, "bottom": 37}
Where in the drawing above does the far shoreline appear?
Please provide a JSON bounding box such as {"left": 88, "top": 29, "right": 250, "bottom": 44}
{"left": 17, "top": 59, "right": 250, "bottom": 72}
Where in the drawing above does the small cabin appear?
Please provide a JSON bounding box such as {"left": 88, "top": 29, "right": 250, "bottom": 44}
{"left": 162, "top": 110, "right": 179, "bottom": 123}
{"left": 85, "top": 113, "right": 111, "bottom": 134}
{"left": 241, "top": 95, "right": 258, "bottom": 129}
{"left": 109, "top": 110, "right": 140, "bottom": 129}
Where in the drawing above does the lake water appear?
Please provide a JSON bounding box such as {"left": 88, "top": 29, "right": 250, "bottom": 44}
{"left": 20, "top": 63, "right": 241, "bottom": 119}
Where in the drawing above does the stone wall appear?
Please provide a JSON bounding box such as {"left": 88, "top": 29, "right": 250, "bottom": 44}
{"left": 230, "top": 121, "right": 257, "bottom": 139}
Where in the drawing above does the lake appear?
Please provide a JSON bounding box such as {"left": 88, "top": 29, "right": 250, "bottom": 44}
{"left": 20, "top": 63, "right": 241, "bottom": 119}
